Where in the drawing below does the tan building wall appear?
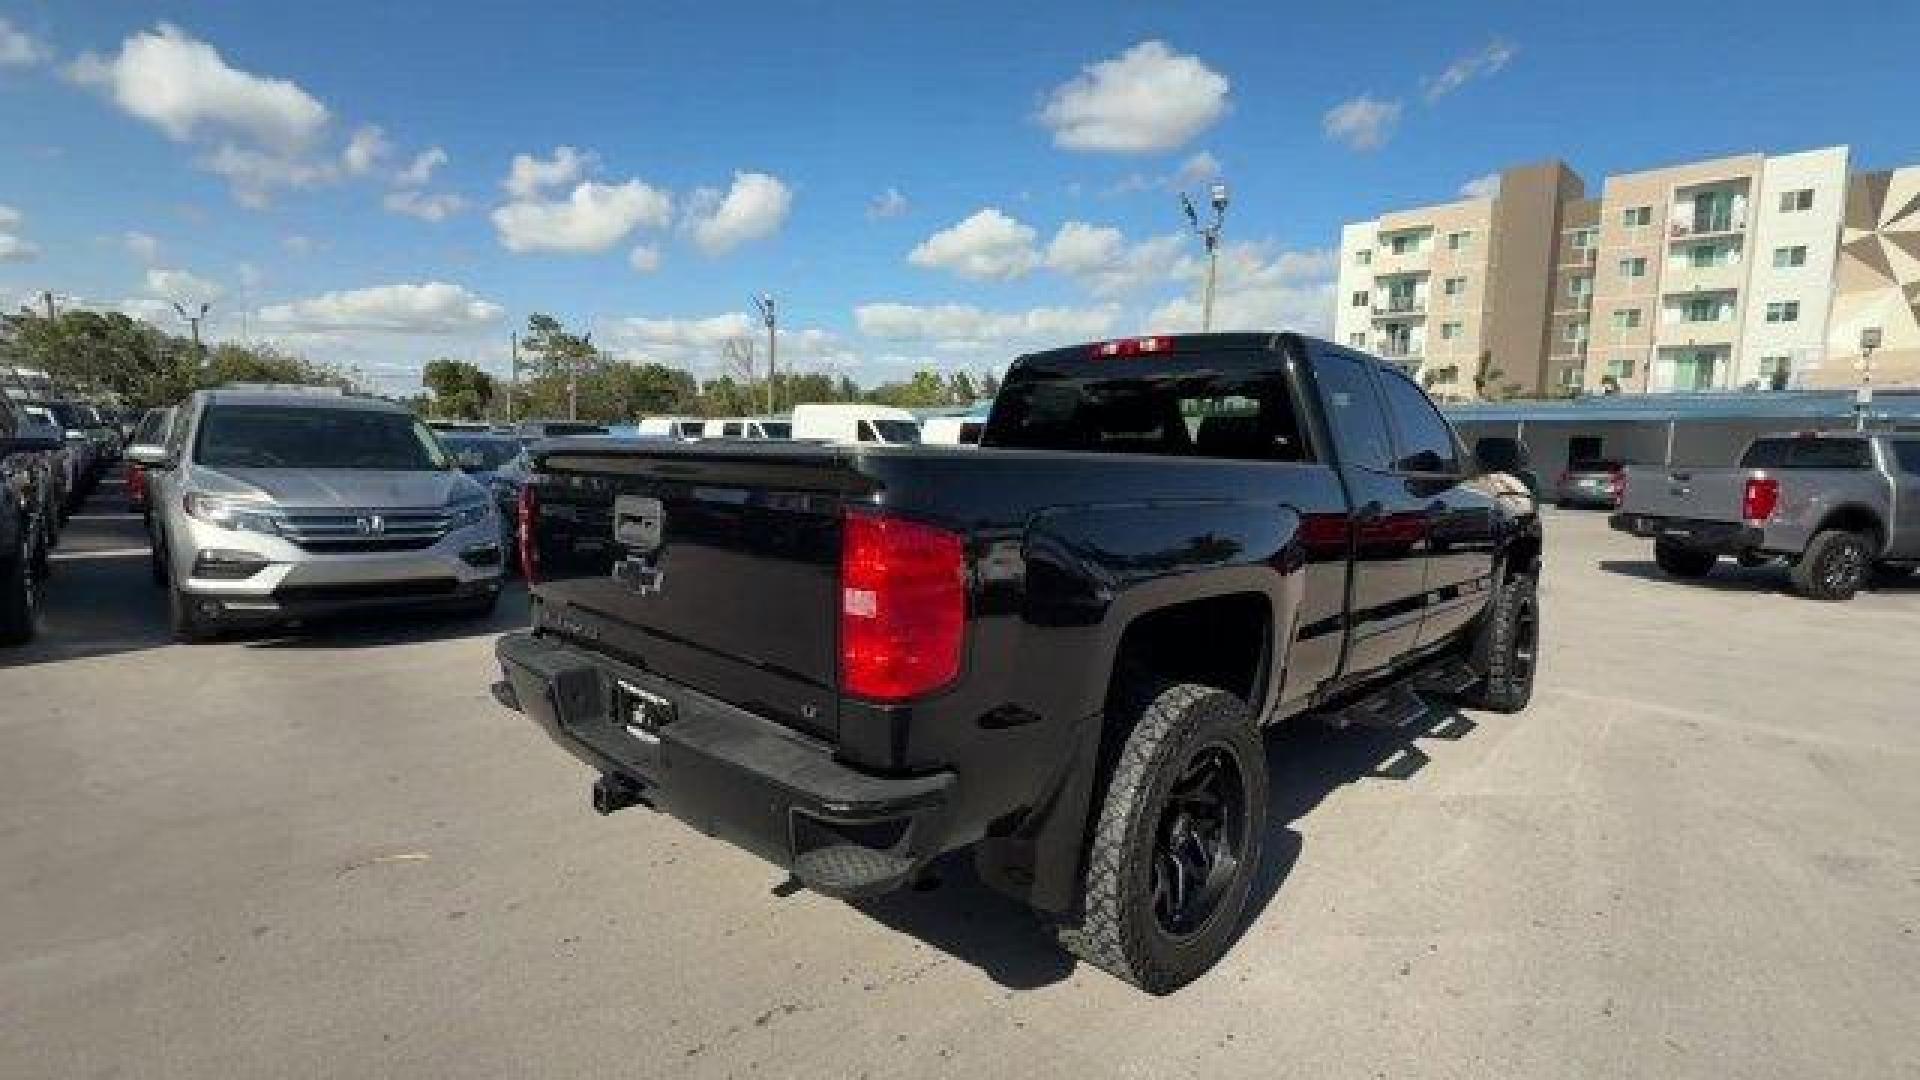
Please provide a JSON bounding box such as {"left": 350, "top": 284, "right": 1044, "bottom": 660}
{"left": 1823, "top": 167, "right": 1920, "bottom": 388}
{"left": 1486, "top": 162, "right": 1584, "bottom": 398}
{"left": 1545, "top": 198, "right": 1599, "bottom": 394}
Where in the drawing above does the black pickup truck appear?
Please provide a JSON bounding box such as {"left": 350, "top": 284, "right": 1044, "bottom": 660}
{"left": 492, "top": 333, "right": 1543, "bottom": 993}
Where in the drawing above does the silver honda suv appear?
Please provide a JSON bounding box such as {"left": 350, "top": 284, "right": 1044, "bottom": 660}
{"left": 132, "top": 385, "right": 504, "bottom": 641}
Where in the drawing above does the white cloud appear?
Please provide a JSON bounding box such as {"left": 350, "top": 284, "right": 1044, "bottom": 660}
{"left": 1322, "top": 94, "right": 1401, "bottom": 151}
{"left": 394, "top": 146, "right": 447, "bottom": 188}
{"left": 144, "top": 267, "right": 227, "bottom": 306}
{"left": 343, "top": 124, "right": 390, "bottom": 176}
{"left": 491, "top": 179, "right": 672, "bottom": 254}
{"left": 1423, "top": 38, "right": 1517, "bottom": 103}
{"left": 68, "top": 24, "right": 329, "bottom": 152}
{"left": 628, "top": 244, "right": 662, "bottom": 273}
{"left": 0, "top": 17, "right": 48, "bottom": 68}
{"left": 383, "top": 188, "right": 467, "bottom": 222}
{"left": 866, "top": 186, "right": 909, "bottom": 220}
{"left": 1459, "top": 172, "right": 1501, "bottom": 199}
{"left": 236, "top": 261, "right": 263, "bottom": 292}
{"left": 907, "top": 207, "right": 1039, "bottom": 281}
{"left": 0, "top": 205, "right": 37, "bottom": 262}
{"left": 123, "top": 230, "right": 160, "bottom": 262}
{"left": 855, "top": 302, "right": 1119, "bottom": 344}
{"left": 255, "top": 282, "right": 503, "bottom": 333}
{"left": 198, "top": 142, "right": 339, "bottom": 207}
{"left": 1044, "top": 221, "right": 1186, "bottom": 296}
{"left": 1148, "top": 243, "right": 1339, "bottom": 335}
{"left": 686, "top": 171, "right": 793, "bottom": 255}
{"left": 1038, "top": 41, "right": 1230, "bottom": 153}
{"left": 603, "top": 312, "right": 853, "bottom": 373}
{"left": 282, "top": 234, "right": 315, "bottom": 256}
{"left": 503, "top": 145, "right": 595, "bottom": 200}
{"left": 1171, "top": 150, "right": 1222, "bottom": 187}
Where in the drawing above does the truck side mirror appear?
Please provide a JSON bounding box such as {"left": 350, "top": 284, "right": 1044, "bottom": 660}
{"left": 1473, "top": 436, "right": 1530, "bottom": 475}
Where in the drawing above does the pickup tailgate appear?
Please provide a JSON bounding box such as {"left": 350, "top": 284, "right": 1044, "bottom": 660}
{"left": 1619, "top": 465, "right": 1751, "bottom": 522}
{"left": 524, "top": 440, "right": 865, "bottom": 742}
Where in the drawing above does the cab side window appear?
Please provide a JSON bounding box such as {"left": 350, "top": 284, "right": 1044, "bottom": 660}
{"left": 1379, "top": 369, "right": 1460, "bottom": 474}
{"left": 1313, "top": 350, "right": 1393, "bottom": 472}
{"left": 857, "top": 419, "right": 878, "bottom": 443}
{"left": 1894, "top": 440, "right": 1920, "bottom": 476}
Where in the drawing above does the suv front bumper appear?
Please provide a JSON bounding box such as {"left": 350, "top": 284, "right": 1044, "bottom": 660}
{"left": 493, "top": 631, "right": 955, "bottom": 898}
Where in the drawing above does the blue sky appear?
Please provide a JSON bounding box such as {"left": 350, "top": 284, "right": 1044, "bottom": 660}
{"left": 2, "top": 1, "right": 1917, "bottom": 393}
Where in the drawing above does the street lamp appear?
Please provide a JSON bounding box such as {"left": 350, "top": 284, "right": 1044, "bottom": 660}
{"left": 171, "top": 300, "right": 210, "bottom": 363}
{"left": 750, "top": 293, "right": 776, "bottom": 415}
{"left": 1180, "top": 182, "right": 1230, "bottom": 332}
{"left": 1855, "top": 325, "right": 1883, "bottom": 431}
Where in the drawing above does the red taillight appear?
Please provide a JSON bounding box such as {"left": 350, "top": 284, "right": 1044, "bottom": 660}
{"left": 840, "top": 510, "right": 966, "bottom": 702}
{"left": 1088, "top": 336, "right": 1171, "bottom": 359}
{"left": 1609, "top": 469, "right": 1627, "bottom": 506}
{"left": 517, "top": 483, "right": 539, "bottom": 582}
{"left": 126, "top": 465, "right": 147, "bottom": 502}
{"left": 1743, "top": 476, "right": 1780, "bottom": 524}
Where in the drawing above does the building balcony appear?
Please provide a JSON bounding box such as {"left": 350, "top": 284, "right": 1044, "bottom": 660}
{"left": 1557, "top": 246, "right": 1597, "bottom": 268}
{"left": 1668, "top": 215, "right": 1747, "bottom": 239}
{"left": 1377, "top": 343, "right": 1421, "bottom": 360}
{"left": 1654, "top": 316, "right": 1738, "bottom": 347}
{"left": 1662, "top": 258, "right": 1745, "bottom": 293}
{"left": 1371, "top": 298, "right": 1425, "bottom": 319}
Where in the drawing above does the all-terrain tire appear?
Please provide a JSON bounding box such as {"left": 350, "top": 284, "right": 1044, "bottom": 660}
{"left": 1791, "top": 529, "right": 1872, "bottom": 601}
{"left": 1654, "top": 540, "right": 1717, "bottom": 579}
{"left": 1462, "top": 570, "right": 1538, "bottom": 713}
{"left": 1055, "top": 681, "right": 1268, "bottom": 995}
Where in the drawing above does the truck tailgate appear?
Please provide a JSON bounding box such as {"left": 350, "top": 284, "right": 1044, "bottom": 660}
{"left": 1619, "top": 465, "right": 1750, "bottom": 521}
{"left": 525, "top": 441, "right": 864, "bottom": 743}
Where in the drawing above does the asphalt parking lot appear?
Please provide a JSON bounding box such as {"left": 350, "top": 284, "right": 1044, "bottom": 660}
{"left": 5, "top": 483, "right": 1917, "bottom": 1079}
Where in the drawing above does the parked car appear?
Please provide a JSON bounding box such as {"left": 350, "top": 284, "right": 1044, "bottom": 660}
{"left": 635, "top": 415, "right": 707, "bottom": 440}
{"left": 24, "top": 401, "right": 100, "bottom": 502}
{"left": 514, "top": 420, "right": 609, "bottom": 447}
{"left": 922, "top": 413, "right": 986, "bottom": 446}
{"left": 440, "top": 430, "right": 525, "bottom": 557}
{"left": 711, "top": 416, "right": 792, "bottom": 439}
{"left": 1610, "top": 431, "right": 1920, "bottom": 600}
{"left": 492, "top": 332, "right": 1543, "bottom": 993}
{"left": 788, "top": 402, "right": 921, "bottom": 444}
{"left": 2, "top": 397, "right": 64, "bottom": 644}
{"left": 13, "top": 404, "right": 69, "bottom": 543}
{"left": 131, "top": 385, "right": 506, "bottom": 642}
{"left": 124, "top": 407, "right": 174, "bottom": 517}
{"left": 1554, "top": 458, "right": 1628, "bottom": 509}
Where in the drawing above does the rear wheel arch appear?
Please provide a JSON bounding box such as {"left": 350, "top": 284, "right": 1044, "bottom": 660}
{"left": 1814, "top": 504, "right": 1885, "bottom": 552}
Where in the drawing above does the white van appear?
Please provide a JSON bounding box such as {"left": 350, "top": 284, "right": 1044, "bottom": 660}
{"left": 712, "top": 416, "right": 792, "bottom": 440}
{"left": 635, "top": 415, "right": 707, "bottom": 441}
{"left": 789, "top": 403, "right": 921, "bottom": 445}
{"left": 922, "top": 414, "right": 986, "bottom": 446}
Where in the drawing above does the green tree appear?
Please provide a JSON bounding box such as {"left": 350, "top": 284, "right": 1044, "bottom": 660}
{"left": 421, "top": 358, "right": 496, "bottom": 420}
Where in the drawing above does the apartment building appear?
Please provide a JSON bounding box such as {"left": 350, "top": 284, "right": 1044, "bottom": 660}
{"left": 1335, "top": 145, "right": 1920, "bottom": 396}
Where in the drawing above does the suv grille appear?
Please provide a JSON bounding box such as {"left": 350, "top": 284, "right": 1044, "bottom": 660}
{"left": 281, "top": 508, "right": 452, "bottom": 552}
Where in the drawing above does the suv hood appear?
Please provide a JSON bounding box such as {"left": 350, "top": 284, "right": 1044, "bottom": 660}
{"left": 186, "top": 466, "right": 483, "bottom": 510}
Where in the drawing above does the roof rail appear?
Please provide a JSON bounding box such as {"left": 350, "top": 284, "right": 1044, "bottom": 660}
{"left": 217, "top": 382, "right": 346, "bottom": 396}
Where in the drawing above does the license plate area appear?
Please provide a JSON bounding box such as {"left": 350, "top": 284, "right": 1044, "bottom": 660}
{"left": 615, "top": 679, "right": 676, "bottom": 745}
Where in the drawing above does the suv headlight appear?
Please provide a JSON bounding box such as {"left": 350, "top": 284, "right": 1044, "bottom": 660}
{"left": 183, "top": 492, "right": 288, "bottom": 536}
{"left": 447, "top": 497, "right": 494, "bottom": 531}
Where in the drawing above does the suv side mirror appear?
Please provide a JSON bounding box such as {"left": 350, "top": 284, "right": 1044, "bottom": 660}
{"left": 126, "top": 443, "right": 171, "bottom": 467}
{"left": 1473, "top": 436, "right": 1530, "bottom": 475}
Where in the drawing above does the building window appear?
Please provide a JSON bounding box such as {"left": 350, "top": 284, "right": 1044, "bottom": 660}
{"left": 1447, "top": 230, "right": 1472, "bottom": 251}
{"left": 1682, "top": 297, "right": 1725, "bottom": 323}
{"left": 1389, "top": 233, "right": 1420, "bottom": 255}
{"left": 1622, "top": 206, "right": 1652, "bottom": 228}
{"left": 1773, "top": 245, "right": 1807, "bottom": 268}
{"left": 1758, "top": 355, "right": 1792, "bottom": 390}
{"left": 1570, "top": 228, "right": 1597, "bottom": 250}
{"left": 1688, "top": 242, "right": 1734, "bottom": 268}
{"left": 1559, "top": 366, "right": 1585, "bottom": 390}
{"left": 1618, "top": 256, "right": 1647, "bottom": 278}
{"left": 1351, "top": 290, "right": 1369, "bottom": 308}
{"left": 1606, "top": 356, "right": 1636, "bottom": 380}
{"left": 1612, "top": 308, "right": 1643, "bottom": 330}
{"left": 1440, "top": 321, "right": 1462, "bottom": 341}
{"left": 1765, "top": 301, "right": 1800, "bottom": 323}
{"left": 1348, "top": 332, "right": 1368, "bottom": 348}
{"left": 1443, "top": 276, "right": 1466, "bottom": 296}
{"left": 1564, "top": 319, "right": 1589, "bottom": 343}
{"left": 1779, "top": 188, "right": 1814, "bottom": 213}
{"left": 1355, "top": 249, "right": 1372, "bottom": 266}
{"left": 1568, "top": 276, "right": 1592, "bottom": 299}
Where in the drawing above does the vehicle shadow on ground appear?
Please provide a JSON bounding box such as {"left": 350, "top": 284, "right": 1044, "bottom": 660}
{"left": 241, "top": 584, "right": 532, "bottom": 649}
{"left": 1596, "top": 558, "right": 1793, "bottom": 594}
{"left": 846, "top": 704, "right": 1479, "bottom": 992}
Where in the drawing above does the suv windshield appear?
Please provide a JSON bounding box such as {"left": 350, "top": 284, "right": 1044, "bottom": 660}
{"left": 195, "top": 405, "right": 450, "bottom": 471}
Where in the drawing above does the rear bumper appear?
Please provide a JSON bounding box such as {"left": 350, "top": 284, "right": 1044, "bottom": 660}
{"left": 1609, "top": 513, "right": 1762, "bottom": 554}
{"left": 493, "top": 631, "right": 955, "bottom": 898}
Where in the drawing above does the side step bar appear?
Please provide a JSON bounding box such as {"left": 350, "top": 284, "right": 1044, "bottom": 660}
{"left": 1323, "top": 659, "right": 1478, "bottom": 730}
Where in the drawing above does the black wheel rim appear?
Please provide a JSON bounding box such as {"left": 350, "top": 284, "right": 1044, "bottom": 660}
{"left": 1149, "top": 743, "right": 1248, "bottom": 939}
{"left": 1824, "top": 542, "right": 1865, "bottom": 593}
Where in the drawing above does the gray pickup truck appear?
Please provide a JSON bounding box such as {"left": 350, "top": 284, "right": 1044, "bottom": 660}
{"left": 1610, "top": 431, "right": 1920, "bottom": 600}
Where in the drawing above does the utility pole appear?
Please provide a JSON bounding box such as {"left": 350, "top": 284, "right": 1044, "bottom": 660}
{"left": 751, "top": 294, "right": 776, "bottom": 415}
{"left": 42, "top": 290, "right": 56, "bottom": 320}
{"left": 507, "top": 331, "right": 519, "bottom": 423}
{"left": 171, "top": 300, "right": 210, "bottom": 364}
{"left": 1179, "top": 183, "right": 1230, "bottom": 332}
{"left": 1855, "top": 326, "right": 1882, "bottom": 431}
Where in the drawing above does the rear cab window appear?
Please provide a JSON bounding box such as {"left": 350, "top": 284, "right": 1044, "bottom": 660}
{"left": 982, "top": 345, "right": 1311, "bottom": 462}
{"left": 1740, "top": 438, "right": 1872, "bottom": 470}
{"left": 1894, "top": 441, "right": 1920, "bottom": 476}
{"left": 1376, "top": 367, "right": 1461, "bottom": 474}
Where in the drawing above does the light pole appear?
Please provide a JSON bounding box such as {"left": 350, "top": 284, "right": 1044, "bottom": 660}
{"left": 1855, "top": 326, "right": 1882, "bottom": 431}
{"left": 751, "top": 293, "right": 777, "bottom": 415}
{"left": 1180, "top": 182, "right": 1230, "bottom": 331}
{"left": 171, "top": 301, "right": 210, "bottom": 364}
